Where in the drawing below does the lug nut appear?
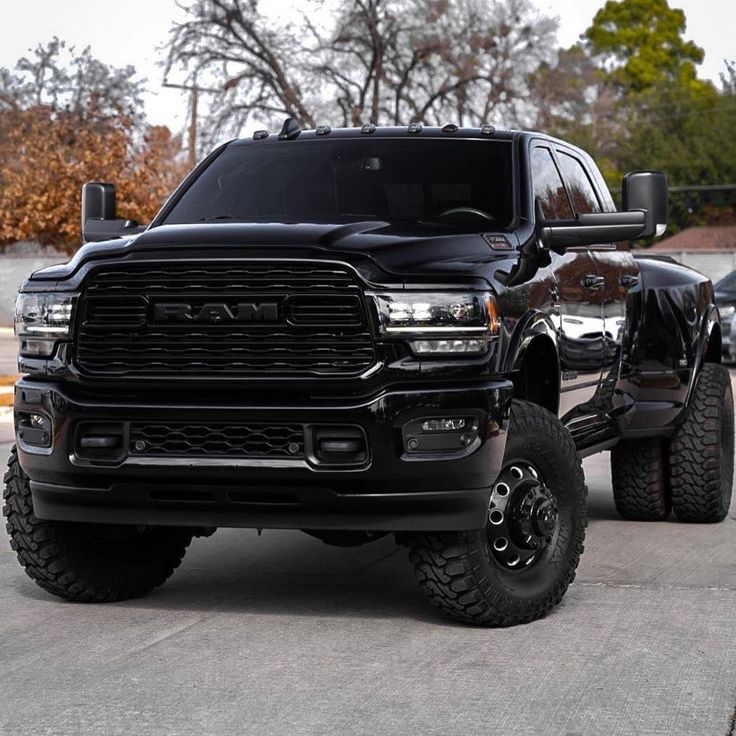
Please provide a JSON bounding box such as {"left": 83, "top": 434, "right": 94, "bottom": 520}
{"left": 489, "top": 509, "right": 504, "bottom": 525}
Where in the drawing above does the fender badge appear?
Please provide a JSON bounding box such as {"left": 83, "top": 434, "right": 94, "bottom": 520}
{"left": 482, "top": 234, "right": 512, "bottom": 250}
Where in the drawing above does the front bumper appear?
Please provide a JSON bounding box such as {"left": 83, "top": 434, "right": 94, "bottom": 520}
{"left": 14, "top": 378, "right": 513, "bottom": 531}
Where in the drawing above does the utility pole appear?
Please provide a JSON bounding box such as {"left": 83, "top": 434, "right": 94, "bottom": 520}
{"left": 162, "top": 78, "right": 221, "bottom": 167}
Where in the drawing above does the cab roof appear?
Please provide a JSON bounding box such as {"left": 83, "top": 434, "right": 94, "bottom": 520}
{"left": 229, "top": 122, "right": 524, "bottom": 145}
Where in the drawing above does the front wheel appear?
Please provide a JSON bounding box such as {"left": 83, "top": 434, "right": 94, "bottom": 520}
{"left": 3, "top": 446, "right": 194, "bottom": 602}
{"left": 405, "top": 400, "right": 587, "bottom": 626}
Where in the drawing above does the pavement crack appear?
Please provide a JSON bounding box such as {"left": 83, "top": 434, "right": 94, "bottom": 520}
{"left": 121, "top": 615, "right": 211, "bottom": 659}
{"left": 355, "top": 546, "right": 402, "bottom": 574}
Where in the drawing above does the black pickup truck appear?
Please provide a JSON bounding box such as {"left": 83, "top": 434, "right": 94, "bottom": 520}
{"left": 5, "top": 121, "right": 733, "bottom": 626}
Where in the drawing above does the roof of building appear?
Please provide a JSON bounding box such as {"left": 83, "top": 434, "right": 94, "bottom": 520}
{"left": 650, "top": 225, "right": 736, "bottom": 252}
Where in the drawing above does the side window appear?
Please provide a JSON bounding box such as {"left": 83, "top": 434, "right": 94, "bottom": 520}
{"left": 557, "top": 152, "right": 602, "bottom": 214}
{"left": 531, "top": 147, "right": 573, "bottom": 220}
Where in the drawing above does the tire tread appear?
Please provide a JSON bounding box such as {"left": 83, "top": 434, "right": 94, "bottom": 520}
{"left": 669, "top": 363, "right": 734, "bottom": 523}
{"left": 611, "top": 439, "right": 670, "bottom": 521}
{"left": 3, "top": 446, "right": 192, "bottom": 602}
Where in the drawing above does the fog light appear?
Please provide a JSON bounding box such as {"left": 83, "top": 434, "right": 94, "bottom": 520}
{"left": 410, "top": 339, "right": 487, "bottom": 355}
{"left": 16, "top": 412, "right": 52, "bottom": 448}
{"left": 18, "top": 338, "right": 56, "bottom": 357}
{"left": 421, "top": 418, "right": 466, "bottom": 432}
{"left": 402, "top": 416, "right": 479, "bottom": 455}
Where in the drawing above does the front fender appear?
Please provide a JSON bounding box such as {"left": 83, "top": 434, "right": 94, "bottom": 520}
{"left": 501, "top": 310, "right": 559, "bottom": 374}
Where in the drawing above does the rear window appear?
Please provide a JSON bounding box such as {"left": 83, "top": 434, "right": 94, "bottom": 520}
{"left": 164, "top": 138, "right": 514, "bottom": 229}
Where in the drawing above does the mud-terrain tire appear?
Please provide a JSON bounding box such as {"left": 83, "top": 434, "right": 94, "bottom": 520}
{"left": 669, "top": 363, "right": 734, "bottom": 523}
{"left": 611, "top": 439, "right": 670, "bottom": 521}
{"left": 3, "top": 446, "right": 193, "bottom": 601}
{"left": 405, "top": 400, "right": 586, "bottom": 627}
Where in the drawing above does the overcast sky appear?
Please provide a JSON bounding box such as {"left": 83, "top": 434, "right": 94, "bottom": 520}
{"left": 1, "top": 0, "right": 734, "bottom": 139}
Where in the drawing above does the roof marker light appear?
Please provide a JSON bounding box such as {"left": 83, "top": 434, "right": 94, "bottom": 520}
{"left": 442, "top": 123, "right": 459, "bottom": 134}
{"left": 315, "top": 125, "right": 331, "bottom": 135}
{"left": 253, "top": 130, "right": 269, "bottom": 140}
{"left": 361, "top": 123, "right": 376, "bottom": 134}
{"left": 408, "top": 123, "right": 423, "bottom": 134}
{"left": 481, "top": 124, "right": 495, "bottom": 136}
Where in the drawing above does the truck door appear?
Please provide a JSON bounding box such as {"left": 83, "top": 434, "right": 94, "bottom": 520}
{"left": 530, "top": 145, "right": 605, "bottom": 430}
{"left": 555, "top": 149, "right": 641, "bottom": 424}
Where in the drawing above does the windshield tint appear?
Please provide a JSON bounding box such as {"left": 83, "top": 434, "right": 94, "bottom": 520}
{"left": 163, "top": 138, "right": 514, "bottom": 228}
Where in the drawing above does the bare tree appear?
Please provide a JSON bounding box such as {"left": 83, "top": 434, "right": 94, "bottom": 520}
{"left": 385, "top": 0, "right": 558, "bottom": 125}
{"left": 165, "top": 0, "right": 557, "bottom": 144}
{"left": 0, "top": 37, "right": 143, "bottom": 121}
{"left": 528, "top": 45, "right": 624, "bottom": 174}
{"left": 166, "top": 0, "right": 317, "bottom": 147}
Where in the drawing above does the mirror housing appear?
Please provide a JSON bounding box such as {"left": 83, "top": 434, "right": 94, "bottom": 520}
{"left": 622, "top": 170, "right": 668, "bottom": 238}
{"left": 81, "top": 181, "right": 145, "bottom": 243}
{"left": 541, "top": 211, "right": 647, "bottom": 251}
{"left": 82, "top": 182, "right": 116, "bottom": 224}
{"left": 538, "top": 169, "right": 668, "bottom": 252}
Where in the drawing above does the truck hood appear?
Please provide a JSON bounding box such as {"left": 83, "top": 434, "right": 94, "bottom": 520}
{"left": 30, "top": 221, "right": 519, "bottom": 288}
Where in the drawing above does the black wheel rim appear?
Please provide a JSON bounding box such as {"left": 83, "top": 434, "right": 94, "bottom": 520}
{"left": 486, "top": 462, "right": 559, "bottom": 570}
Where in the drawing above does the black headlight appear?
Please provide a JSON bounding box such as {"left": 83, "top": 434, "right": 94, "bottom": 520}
{"left": 14, "top": 292, "right": 78, "bottom": 358}
{"left": 369, "top": 291, "right": 499, "bottom": 356}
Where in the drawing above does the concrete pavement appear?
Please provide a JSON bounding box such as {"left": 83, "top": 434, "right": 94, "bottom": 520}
{"left": 1, "top": 404, "right": 735, "bottom": 734}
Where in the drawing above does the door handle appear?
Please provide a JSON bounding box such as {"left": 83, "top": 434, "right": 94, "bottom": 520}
{"left": 581, "top": 274, "right": 605, "bottom": 290}
{"left": 620, "top": 275, "right": 639, "bottom": 289}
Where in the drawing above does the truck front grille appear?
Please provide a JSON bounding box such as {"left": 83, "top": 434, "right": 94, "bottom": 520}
{"left": 75, "top": 262, "right": 376, "bottom": 377}
{"left": 130, "top": 423, "right": 304, "bottom": 458}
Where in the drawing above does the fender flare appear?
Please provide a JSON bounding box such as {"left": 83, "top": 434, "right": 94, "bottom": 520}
{"left": 686, "top": 304, "right": 721, "bottom": 405}
{"left": 502, "top": 310, "right": 560, "bottom": 375}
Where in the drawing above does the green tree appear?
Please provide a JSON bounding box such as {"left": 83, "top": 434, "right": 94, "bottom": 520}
{"left": 584, "top": 0, "right": 706, "bottom": 94}
{"left": 531, "top": 1, "right": 736, "bottom": 235}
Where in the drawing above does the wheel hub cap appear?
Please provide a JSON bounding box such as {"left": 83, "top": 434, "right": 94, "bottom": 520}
{"left": 486, "top": 463, "right": 559, "bottom": 569}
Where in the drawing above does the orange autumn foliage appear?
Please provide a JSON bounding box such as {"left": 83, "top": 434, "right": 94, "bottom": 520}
{"left": 0, "top": 106, "right": 187, "bottom": 250}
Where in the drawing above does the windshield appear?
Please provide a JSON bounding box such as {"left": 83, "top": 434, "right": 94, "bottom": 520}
{"left": 716, "top": 271, "right": 736, "bottom": 292}
{"left": 163, "top": 138, "right": 514, "bottom": 229}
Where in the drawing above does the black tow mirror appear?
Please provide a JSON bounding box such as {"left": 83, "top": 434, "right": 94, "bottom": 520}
{"left": 540, "top": 211, "right": 647, "bottom": 251}
{"left": 623, "top": 171, "right": 668, "bottom": 238}
{"left": 81, "top": 181, "right": 145, "bottom": 243}
{"left": 538, "top": 169, "right": 668, "bottom": 250}
{"left": 82, "top": 182, "right": 116, "bottom": 224}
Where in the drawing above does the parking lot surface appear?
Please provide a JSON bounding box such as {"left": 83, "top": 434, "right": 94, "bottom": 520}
{"left": 0, "top": 328, "right": 16, "bottom": 376}
{"left": 1, "top": 382, "right": 735, "bottom": 735}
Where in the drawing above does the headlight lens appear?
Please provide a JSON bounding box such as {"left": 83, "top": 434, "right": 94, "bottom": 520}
{"left": 370, "top": 292, "right": 499, "bottom": 356}
{"left": 14, "top": 293, "right": 77, "bottom": 358}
